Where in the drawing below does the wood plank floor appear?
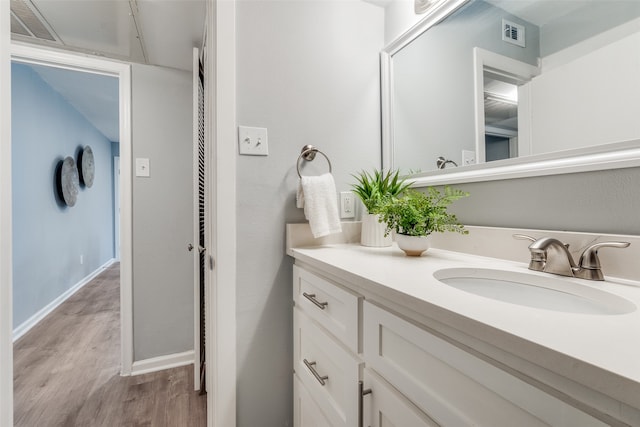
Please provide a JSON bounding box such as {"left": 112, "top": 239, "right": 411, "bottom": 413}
{"left": 13, "top": 262, "right": 207, "bottom": 427}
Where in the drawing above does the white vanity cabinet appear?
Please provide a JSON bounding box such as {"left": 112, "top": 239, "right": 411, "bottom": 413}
{"left": 293, "top": 262, "right": 609, "bottom": 427}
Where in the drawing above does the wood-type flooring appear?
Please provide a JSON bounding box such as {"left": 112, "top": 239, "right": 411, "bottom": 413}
{"left": 13, "top": 262, "right": 206, "bottom": 426}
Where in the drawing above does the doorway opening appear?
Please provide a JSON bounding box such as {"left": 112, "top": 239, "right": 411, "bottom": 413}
{"left": 10, "top": 43, "right": 134, "bottom": 377}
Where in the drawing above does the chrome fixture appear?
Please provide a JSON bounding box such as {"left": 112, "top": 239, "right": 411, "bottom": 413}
{"left": 436, "top": 156, "right": 458, "bottom": 169}
{"left": 296, "top": 145, "right": 332, "bottom": 178}
{"left": 514, "top": 235, "right": 630, "bottom": 281}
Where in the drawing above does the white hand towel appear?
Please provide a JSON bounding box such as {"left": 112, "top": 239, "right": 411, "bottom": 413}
{"left": 298, "top": 173, "right": 342, "bottom": 238}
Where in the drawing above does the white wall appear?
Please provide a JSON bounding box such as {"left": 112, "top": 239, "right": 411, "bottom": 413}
{"left": 384, "top": 0, "right": 423, "bottom": 45}
{"left": 236, "top": 1, "right": 384, "bottom": 425}
{"left": 131, "top": 64, "right": 194, "bottom": 361}
{"left": 530, "top": 29, "right": 640, "bottom": 155}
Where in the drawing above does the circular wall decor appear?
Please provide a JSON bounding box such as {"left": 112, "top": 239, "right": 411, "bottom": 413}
{"left": 78, "top": 145, "right": 95, "bottom": 187}
{"left": 57, "top": 156, "right": 79, "bottom": 207}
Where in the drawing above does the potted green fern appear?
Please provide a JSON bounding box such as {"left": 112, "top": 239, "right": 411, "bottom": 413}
{"left": 378, "top": 187, "right": 469, "bottom": 256}
{"left": 352, "top": 169, "right": 411, "bottom": 247}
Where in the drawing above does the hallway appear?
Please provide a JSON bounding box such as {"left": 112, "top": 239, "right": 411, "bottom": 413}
{"left": 13, "top": 263, "right": 206, "bottom": 426}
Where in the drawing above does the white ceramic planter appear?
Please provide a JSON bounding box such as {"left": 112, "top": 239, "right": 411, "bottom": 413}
{"left": 361, "top": 213, "right": 392, "bottom": 247}
{"left": 395, "top": 233, "right": 430, "bottom": 256}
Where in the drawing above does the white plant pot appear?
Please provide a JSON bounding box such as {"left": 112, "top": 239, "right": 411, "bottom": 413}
{"left": 360, "top": 213, "right": 392, "bottom": 247}
{"left": 395, "top": 233, "right": 430, "bottom": 256}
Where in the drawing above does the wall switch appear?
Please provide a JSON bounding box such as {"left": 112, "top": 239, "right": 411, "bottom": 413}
{"left": 462, "top": 150, "right": 476, "bottom": 166}
{"left": 136, "top": 158, "right": 150, "bottom": 177}
{"left": 340, "top": 191, "right": 355, "bottom": 219}
{"left": 80, "top": 255, "right": 83, "bottom": 265}
{"left": 238, "top": 126, "right": 269, "bottom": 156}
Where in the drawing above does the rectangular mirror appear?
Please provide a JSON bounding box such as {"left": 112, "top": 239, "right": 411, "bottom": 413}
{"left": 382, "top": 0, "right": 640, "bottom": 185}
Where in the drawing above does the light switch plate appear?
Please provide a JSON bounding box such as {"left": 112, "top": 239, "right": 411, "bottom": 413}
{"left": 238, "top": 126, "right": 268, "bottom": 156}
{"left": 136, "top": 158, "right": 150, "bottom": 177}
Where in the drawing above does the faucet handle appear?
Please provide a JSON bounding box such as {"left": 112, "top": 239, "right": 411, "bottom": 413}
{"left": 578, "top": 241, "right": 630, "bottom": 270}
{"left": 513, "top": 234, "right": 536, "bottom": 242}
{"left": 575, "top": 241, "right": 630, "bottom": 280}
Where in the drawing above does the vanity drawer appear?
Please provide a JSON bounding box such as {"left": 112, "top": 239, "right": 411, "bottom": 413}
{"left": 294, "top": 307, "right": 362, "bottom": 427}
{"left": 363, "top": 302, "right": 606, "bottom": 427}
{"left": 293, "top": 265, "right": 360, "bottom": 353}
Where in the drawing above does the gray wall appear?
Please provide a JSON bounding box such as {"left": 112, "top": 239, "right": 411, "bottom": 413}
{"left": 131, "top": 64, "right": 194, "bottom": 361}
{"left": 11, "top": 62, "right": 116, "bottom": 329}
{"left": 236, "top": 1, "right": 384, "bottom": 425}
{"left": 448, "top": 167, "right": 640, "bottom": 236}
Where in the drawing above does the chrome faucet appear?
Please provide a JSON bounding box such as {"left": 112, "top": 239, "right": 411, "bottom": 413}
{"left": 514, "top": 234, "right": 630, "bottom": 281}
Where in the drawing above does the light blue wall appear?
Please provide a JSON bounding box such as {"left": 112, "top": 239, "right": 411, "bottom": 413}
{"left": 11, "top": 62, "right": 116, "bottom": 329}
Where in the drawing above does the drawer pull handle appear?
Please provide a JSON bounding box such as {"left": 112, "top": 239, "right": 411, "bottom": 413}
{"left": 303, "top": 359, "right": 328, "bottom": 386}
{"left": 302, "top": 292, "right": 328, "bottom": 310}
{"left": 358, "top": 380, "right": 372, "bottom": 427}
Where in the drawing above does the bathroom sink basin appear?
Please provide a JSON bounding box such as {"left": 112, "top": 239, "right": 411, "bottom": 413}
{"left": 434, "top": 268, "right": 636, "bottom": 315}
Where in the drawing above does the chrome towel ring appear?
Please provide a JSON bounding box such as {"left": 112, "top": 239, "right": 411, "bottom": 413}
{"left": 296, "top": 144, "right": 332, "bottom": 178}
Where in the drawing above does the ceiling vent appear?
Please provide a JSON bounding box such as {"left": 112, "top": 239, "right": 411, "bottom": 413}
{"left": 10, "top": 0, "right": 61, "bottom": 43}
{"left": 502, "top": 19, "right": 525, "bottom": 48}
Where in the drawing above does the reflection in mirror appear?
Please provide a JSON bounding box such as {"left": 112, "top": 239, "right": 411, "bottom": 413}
{"left": 484, "top": 74, "right": 518, "bottom": 162}
{"left": 384, "top": 0, "right": 640, "bottom": 179}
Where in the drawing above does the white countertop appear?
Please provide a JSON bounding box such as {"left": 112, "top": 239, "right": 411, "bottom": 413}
{"left": 290, "top": 243, "right": 640, "bottom": 410}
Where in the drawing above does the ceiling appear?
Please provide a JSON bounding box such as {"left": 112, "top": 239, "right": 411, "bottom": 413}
{"left": 28, "top": 63, "right": 120, "bottom": 142}
{"left": 10, "top": 0, "right": 206, "bottom": 72}
{"left": 483, "top": 0, "right": 591, "bottom": 27}
{"left": 11, "top": 0, "right": 205, "bottom": 143}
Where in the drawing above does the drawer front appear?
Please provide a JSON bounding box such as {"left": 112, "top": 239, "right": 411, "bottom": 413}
{"left": 293, "top": 265, "right": 360, "bottom": 353}
{"left": 294, "top": 376, "right": 333, "bottom": 427}
{"left": 294, "top": 307, "right": 362, "bottom": 427}
{"left": 363, "top": 302, "right": 606, "bottom": 427}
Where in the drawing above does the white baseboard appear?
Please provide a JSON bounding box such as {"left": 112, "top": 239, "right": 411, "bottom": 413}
{"left": 130, "top": 350, "right": 195, "bottom": 376}
{"left": 12, "top": 258, "right": 116, "bottom": 342}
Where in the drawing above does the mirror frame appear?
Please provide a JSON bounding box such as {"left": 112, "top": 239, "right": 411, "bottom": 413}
{"left": 381, "top": 0, "right": 640, "bottom": 186}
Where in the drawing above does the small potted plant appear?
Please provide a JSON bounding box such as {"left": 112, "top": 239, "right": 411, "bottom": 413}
{"left": 378, "top": 187, "right": 469, "bottom": 256}
{"left": 352, "top": 169, "right": 411, "bottom": 247}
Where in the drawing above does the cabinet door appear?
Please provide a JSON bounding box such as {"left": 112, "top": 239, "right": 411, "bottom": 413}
{"left": 294, "top": 376, "right": 333, "bottom": 427}
{"left": 363, "top": 369, "right": 439, "bottom": 427}
{"left": 363, "top": 301, "right": 607, "bottom": 427}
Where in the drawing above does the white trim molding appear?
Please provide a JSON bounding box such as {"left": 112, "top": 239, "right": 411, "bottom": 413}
{"left": 10, "top": 43, "right": 134, "bottom": 376}
{"left": 13, "top": 259, "right": 116, "bottom": 342}
{"left": 408, "top": 139, "right": 640, "bottom": 186}
{"left": 1, "top": 1, "right": 15, "bottom": 425}
{"left": 207, "top": 0, "right": 237, "bottom": 425}
{"left": 131, "top": 350, "right": 195, "bottom": 376}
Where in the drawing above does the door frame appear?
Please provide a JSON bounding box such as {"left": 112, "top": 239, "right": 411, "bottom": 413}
{"left": 206, "top": 0, "right": 237, "bottom": 425}
{"left": 1, "top": 3, "right": 13, "bottom": 424}
{"left": 7, "top": 43, "right": 134, "bottom": 380}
